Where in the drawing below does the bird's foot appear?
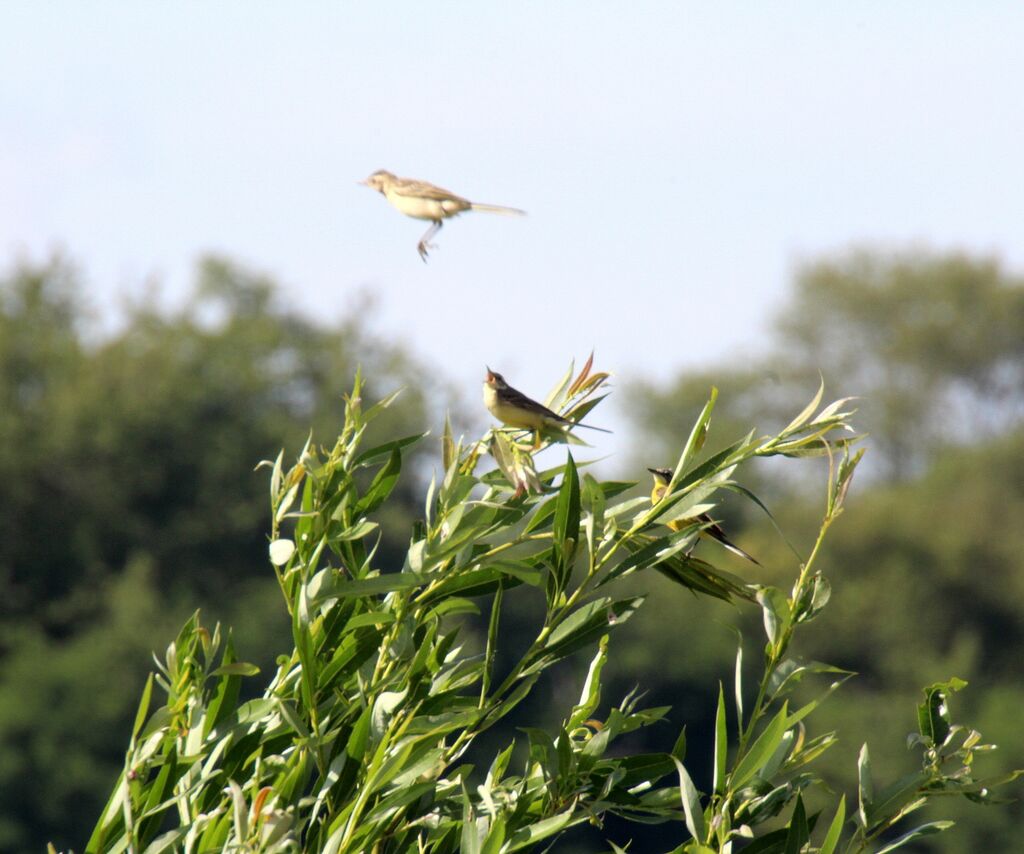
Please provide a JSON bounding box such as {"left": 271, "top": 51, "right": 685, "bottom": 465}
{"left": 417, "top": 240, "right": 438, "bottom": 262}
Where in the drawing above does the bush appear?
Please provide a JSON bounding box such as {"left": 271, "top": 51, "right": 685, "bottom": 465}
{"left": 79, "top": 367, "right": 1018, "bottom": 853}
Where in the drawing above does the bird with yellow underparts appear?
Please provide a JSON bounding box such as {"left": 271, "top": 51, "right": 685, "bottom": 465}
{"left": 483, "top": 368, "right": 610, "bottom": 446}
{"left": 647, "top": 467, "right": 761, "bottom": 566}
{"left": 359, "top": 170, "right": 525, "bottom": 261}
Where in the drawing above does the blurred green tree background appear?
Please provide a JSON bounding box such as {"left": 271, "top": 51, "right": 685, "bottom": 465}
{"left": 1, "top": 248, "right": 1022, "bottom": 851}
{"left": 0, "top": 256, "right": 446, "bottom": 851}
{"left": 612, "top": 249, "right": 1024, "bottom": 851}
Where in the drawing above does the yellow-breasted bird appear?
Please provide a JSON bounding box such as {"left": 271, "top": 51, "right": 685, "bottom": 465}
{"left": 360, "top": 170, "right": 526, "bottom": 261}
{"left": 483, "top": 369, "right": 610, "bottom": 441}
{"left": 647, "top": 467, "right": 761, "bottom": 565}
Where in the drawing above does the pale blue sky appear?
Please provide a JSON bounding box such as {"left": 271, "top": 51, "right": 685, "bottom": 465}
{"left": 3, "top": 3, "right": 1023, "bottom": 444}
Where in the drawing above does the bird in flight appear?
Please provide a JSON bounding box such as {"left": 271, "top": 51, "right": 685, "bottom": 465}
{"left": 360, "top": 170, "right": 525, "bottom": 261}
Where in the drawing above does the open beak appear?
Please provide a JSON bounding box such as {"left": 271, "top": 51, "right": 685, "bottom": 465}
{"left": 485, "top": 367, "right": 496, "bottom": 383}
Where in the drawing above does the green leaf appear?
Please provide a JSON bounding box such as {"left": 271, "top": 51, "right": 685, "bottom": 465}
{"left": 418, "top": 565, "right": 533, "bottom": 603}
{"left": 481, "top": 585, "right": 503, "bottom": 701}
{"left": 672, "top": 726, "right": 687, "bottom": 761}
{"left": 228, "top": 779, "right": 248, "bottom": 842}
{"left": 783, "top": 794, "right": 809, "bottom": 854}
{"left": 480, "top": 816, "right": 506, "bottom": 854}
{"left": 671, "top": 431, "right": 755, "bottom": 495}
{"left": 424, "top": 596, "right": 480, "bottom": 621}
{"left": 730, "top": 704, "right": 789, "bottom": 791}
{"left": 564, "top": 392, "right": 609, "bottom": 426}
{"left": 795, "top": 573, "right": 831, "bottom": 624}
{"left": 672, "top": 388, "right": 718, "bottom": 484}
{"left": 361, "top": 386, "right": 404, "bottom": 422}
{"left": 543, "top": 360, "right": 576, "bottom": 409}
{"left": 582, "top": 472, "right": 606, "bottom": 562}
{"left": 343, "top": 610, "right": 396, "bottom": 630}
{"left": 335, "top": 518, "right": 379, "bottom": 541}
{"left": 142, "top": 829, "right": 189, "bottom": 854}
{"left": 672, "top": 757, "right": 705, "bottom": 843}
{"left": 370, "top": 689, "right": 407, "bottom": 742}
{"left": 504, "top": 806, "right": 576, "bottom": 851}
{"left": 713, "top": 682, "right": 727, "bottom": 795}
{"left": 552, "top": 452, "right": 581, "bottom": 572}
{"left": 347, "top": 705, "right": 372, "bottom": 763}
{"left": 867, "top": 769, "right": 929, "bottom": 831}
{"left": 310, "top": 571, "right": 422, "bottom": 605}
{"left": 829, "top": 445, "right": 865, "bottom": 515}
{"left": 767, "top": 658, "right": 853, "bottom": 702}
{"left": 783, "top": 379, "right": 825, "bottom": 434}
{"left": 131, "top": 673, "right": 154, "bottom": 742}
{"left": 568, "top": 635, "right": 608, "bottom": 731}
{"left": 917, "top": 677, "right": 967, "bottom": 746}
{"left": 442, "top": 412, "right": 455, "bottom": 472}
{"left": 756, "top": 586, "right": 790, "bottom": 647}
{"left": 460, "top": 783, "right": 483, "bottom": 854}
{"left": 819, "top": 794, "right": 846, "bottom": 854}
{"left": 209, "top": 662, "right": 260, "bottom": 677}
{"left": 602, "top": 527, "right": 700, "bottom": 586}
{"left": 653, "top": 553, "right": 751, "bottom": 603}
{"left": 874, "top": 821, "right": 955, "bottom": 853}
{"left": 488, "top": 431, "right": 519, "bottom": 491}
{"left": 543, "top": 596, "right": 644, "bottom": 659}
{"left": 355, "top": 448, "right": 402, "bottom": 515}
{"left": 785, "top": 672, "right": 853, "bottom": 728}
{"left": 353, "top": 432, "right": 426, "bottom": 467}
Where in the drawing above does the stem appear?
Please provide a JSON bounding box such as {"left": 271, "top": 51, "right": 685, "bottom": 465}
{"left": 737, "top": 512, "right": 833, "bottom": 755}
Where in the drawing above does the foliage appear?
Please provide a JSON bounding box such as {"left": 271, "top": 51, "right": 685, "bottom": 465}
{"left": 0, "top": 256, "right": 437, "bottom": 851}
{"left": 626, "top": 249, "right": 1024, "bottom": 483}
{"left": 80, "top": 368, "right": 1018, "bottom": 853}
{"left": 620, "top": 249, "right": 1024, "bottom": 850}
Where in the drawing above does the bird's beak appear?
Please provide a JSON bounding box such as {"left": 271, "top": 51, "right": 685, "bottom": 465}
{"left": 646, "top": 468, "right": 658, "bottom": 475}
{"left": 485, "top": 367, "right": 495, "bottom": 383}
{"left": 357, "top": 179, "right": 369, "bottom": 186}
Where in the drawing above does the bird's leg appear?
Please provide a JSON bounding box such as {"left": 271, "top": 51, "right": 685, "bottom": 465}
{"left": 417, "top": 220, "right": 442, "bottom": 262}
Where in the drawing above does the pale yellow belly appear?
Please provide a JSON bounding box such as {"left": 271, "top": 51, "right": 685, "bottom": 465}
{"left": 483, "top": 385, "right": 547, "bottom": 430}
{"left": 385, "top": 191, "right": 468, "bottom": 221}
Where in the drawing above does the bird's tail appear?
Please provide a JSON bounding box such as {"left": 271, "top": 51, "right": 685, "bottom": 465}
{"left": 470, "top": 203, "right": 527, "bottom": 216}
{"left": 568, "top": 422, "right": 612, "bottom": 434}
{"left": 703, "top": 524, "right": 762, "bottom": 566}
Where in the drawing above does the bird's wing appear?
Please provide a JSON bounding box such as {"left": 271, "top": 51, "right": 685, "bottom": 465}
{"left": 392, "top": 179, "right": 469, "bottom": 204}
{"left": 501, "top": 386, "right": 569, "bottom": 423}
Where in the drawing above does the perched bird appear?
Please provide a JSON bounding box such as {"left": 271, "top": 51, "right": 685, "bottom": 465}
{"left": 360, "top": 170, "right": 525, "bottom": 261}
{"left": 483, "top": 368, "right": 610, "bottom": 441}
{"left": 647, "top": 467, "right": 761, "bottom": 565}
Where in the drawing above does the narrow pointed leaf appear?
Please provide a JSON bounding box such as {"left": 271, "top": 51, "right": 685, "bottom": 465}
{"left": 819, "top": 794, "right": 846, "bottom": 854}
{"left": 874, "top": 821, "right": 954, "bottom": 853}
{"left": 672, "top": 757, "right": 705, "bottom": 843}
{"left": 713, "top": 682, "right": 727, "bottom": 794}
{"left": 731, "top": 704, "right": 789, "bottom": 790}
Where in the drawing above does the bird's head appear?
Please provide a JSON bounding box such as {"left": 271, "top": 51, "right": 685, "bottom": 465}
{"left": 484, "top": 368, "right": 507, "bottom": 389}
{"left": 359, "top": 170, "right": 395, "bottom": 193}
{"left": 647, "top": 467, "right": 674, "bottom": 486}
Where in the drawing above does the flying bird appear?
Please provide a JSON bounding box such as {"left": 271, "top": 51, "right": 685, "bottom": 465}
{"left": 360, "top": 170, "right": 525, "bottom": 261}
